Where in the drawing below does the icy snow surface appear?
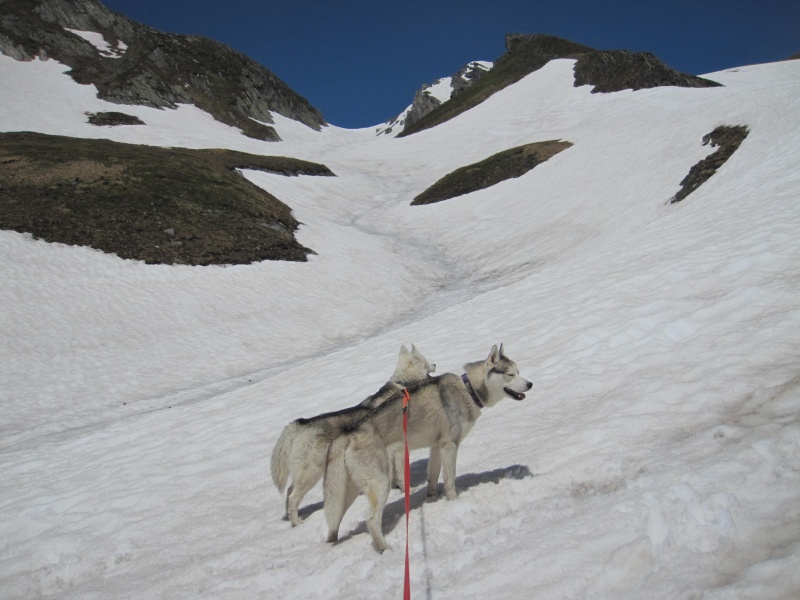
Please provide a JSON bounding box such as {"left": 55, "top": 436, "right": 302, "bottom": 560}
{"left": 1, "top": 53, "right": 800, "bottom": 599}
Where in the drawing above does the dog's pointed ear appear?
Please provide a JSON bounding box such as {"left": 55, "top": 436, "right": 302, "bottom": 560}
{"left": 399, "top": 344, "right": 409, "bottom": 356}
{"left": 499, "top": 343, "right": 506, "bottom": 358}
{"left": 486, "top": 344, "right": 500, "bottom": 367}
{"left": 411, "top": 343, "right": 418, "bottom": 355}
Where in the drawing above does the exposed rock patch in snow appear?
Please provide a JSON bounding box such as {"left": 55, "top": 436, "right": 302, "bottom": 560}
{"left": 376, "top": 61, "right": 493, "bottom": 136}
{"left": 671, "top": 125, "right": 750, "bottom": 203}
{"left": 411, "top": 140, "right": 573, "bottom": 205}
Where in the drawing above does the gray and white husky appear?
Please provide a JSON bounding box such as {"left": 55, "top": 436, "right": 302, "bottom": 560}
{"left": 324, "top": 344, "right": 532, "bottom": 552}
{"left": 270, "top": 344, "right": 435, "bottom": 526}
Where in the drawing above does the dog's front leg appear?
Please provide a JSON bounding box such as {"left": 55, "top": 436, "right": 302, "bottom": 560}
{"left": 439, "top": 440, "right": 459, "bottom": 500}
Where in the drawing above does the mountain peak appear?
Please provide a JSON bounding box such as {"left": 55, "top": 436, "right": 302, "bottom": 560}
{"left": 0, "top": 0, "right": 326, "bottom": 140}
{"left": 398, "top": 32, "right": 721, "bottom": 137}
{"left": 376, "top": 60, "right": 493, "bottom": 136}
{"left": 503, "top": 32, "right": 595, "bottom": 56}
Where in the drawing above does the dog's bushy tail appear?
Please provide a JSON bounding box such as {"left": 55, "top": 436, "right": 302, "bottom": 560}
{"left": 270, "top": 422, "right": 296, "bottom": 493}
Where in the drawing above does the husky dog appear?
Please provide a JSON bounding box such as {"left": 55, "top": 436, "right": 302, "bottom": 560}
{"left": 324, "top": 344, "right": 532, "bottom": 553}
{"left": 271, "top": 344, "right": 435, "bottom": 526}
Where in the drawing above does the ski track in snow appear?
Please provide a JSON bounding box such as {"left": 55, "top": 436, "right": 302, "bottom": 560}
{"left": 1, "top": 53, "right": 800, "bottom": 599}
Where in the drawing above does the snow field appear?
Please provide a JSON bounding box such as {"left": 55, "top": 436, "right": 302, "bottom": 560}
{"left": 1, "top": 51, "right": 800, "bottom": 598}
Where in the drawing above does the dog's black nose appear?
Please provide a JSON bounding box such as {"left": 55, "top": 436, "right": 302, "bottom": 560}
{"left": 526, "top": 381, "right": 533, "bottom": 390}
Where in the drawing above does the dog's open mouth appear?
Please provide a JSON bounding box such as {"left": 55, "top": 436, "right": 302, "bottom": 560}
{"left": 504, "top": 388, "right": 526, "bottom": 401}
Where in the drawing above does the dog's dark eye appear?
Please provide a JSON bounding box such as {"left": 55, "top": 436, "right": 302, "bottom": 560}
{"left": 504, "top": 372, "right": 513, "bottom": 381}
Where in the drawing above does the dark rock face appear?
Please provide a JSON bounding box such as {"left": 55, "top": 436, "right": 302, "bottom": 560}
{"left": 450, "top": 60, "right": 492, "bottom": 96}
{"left": 504, "top": 33, "right": 594, "bottom": 60}
{"left": 0, "top": 0, "right": 326, "bottom": 140}
{"left": 507, "top": 34, "right": 721, "bottom": 93}
{"left": 87, "top": 111, "right": 145, "bottom": 126}
{"left": 403, "top": 88, "right": 443, "bottom": 131}
{"left": 671, "top": 126, "right": 749, "bottom": 204}
{"left": 573, "top": 50, "right": 722, "bottom": 93}
{"left": 380, "top": 61, "right": 492, "bottom": 135}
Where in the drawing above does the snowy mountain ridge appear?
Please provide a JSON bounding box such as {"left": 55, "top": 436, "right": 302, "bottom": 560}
{"left": 0, "top": 0, "right": 325, "bottom": 140}
{"left": 376, "top": 60, "right": 493, "bottom": 136}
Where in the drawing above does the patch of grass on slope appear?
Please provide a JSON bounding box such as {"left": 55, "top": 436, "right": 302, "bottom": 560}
{"left": 411, "top": 140, "right": 572, "bottom": 205}
{"left": 0, "top": 132, "right": 334, "bottom": 265}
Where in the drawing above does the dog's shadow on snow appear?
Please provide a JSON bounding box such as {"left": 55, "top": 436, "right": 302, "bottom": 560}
{"left": 333, "top": 459, "right": 533, "bottom": 545}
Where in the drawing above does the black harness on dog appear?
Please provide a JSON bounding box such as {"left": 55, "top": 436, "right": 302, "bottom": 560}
{"left": 461, "top": 373, "right": 484, "bottom": 409}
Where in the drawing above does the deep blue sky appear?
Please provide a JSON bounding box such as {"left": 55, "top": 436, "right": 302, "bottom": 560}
{"left": 101, "top": 0, "right": 799, "bottom": 129}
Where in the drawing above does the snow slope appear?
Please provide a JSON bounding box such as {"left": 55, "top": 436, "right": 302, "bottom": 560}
{"left": 1, "top": 52, "right": 800, "bottom": 599}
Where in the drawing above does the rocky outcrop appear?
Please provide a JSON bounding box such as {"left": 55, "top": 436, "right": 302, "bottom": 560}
{"left": 450, "top": 60, "right": 492, "bottom": 96}
{"left": 404, "top": 88, "right": 443, "bottom": 129}
{"left": 505, "top": 33, "right": 722, "bottom": 94}
{"left": 0, "top": 0, "right": 326, "bottom": 140}
{"left": 377, "top": 61, "right": 492, "bottom": 135}
{"left": 376, "top": 85, "right": 442, "bottom": 136}
{"left": 503, "top": 33, "right": 594, "bottom": 62}
{"left": 573, "top": 50, "right": 721, "bottom": 93}
{"left": 400, "top": 34, "right": 723, "bottom": 137}
{"left": 86, "top": 111, "right": 145, "bottom": 126}
{"left": 671, "top": 126, "right": 749, "bottom": 204}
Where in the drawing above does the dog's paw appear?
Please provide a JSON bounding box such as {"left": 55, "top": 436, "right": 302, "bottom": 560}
{"left": 373, "top": 542, "right": 391, "bottom": 554}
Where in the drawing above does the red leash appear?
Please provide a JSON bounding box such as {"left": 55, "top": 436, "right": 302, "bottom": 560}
{"left": 402, "top": 388, "right": 411, "bottom": 600}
